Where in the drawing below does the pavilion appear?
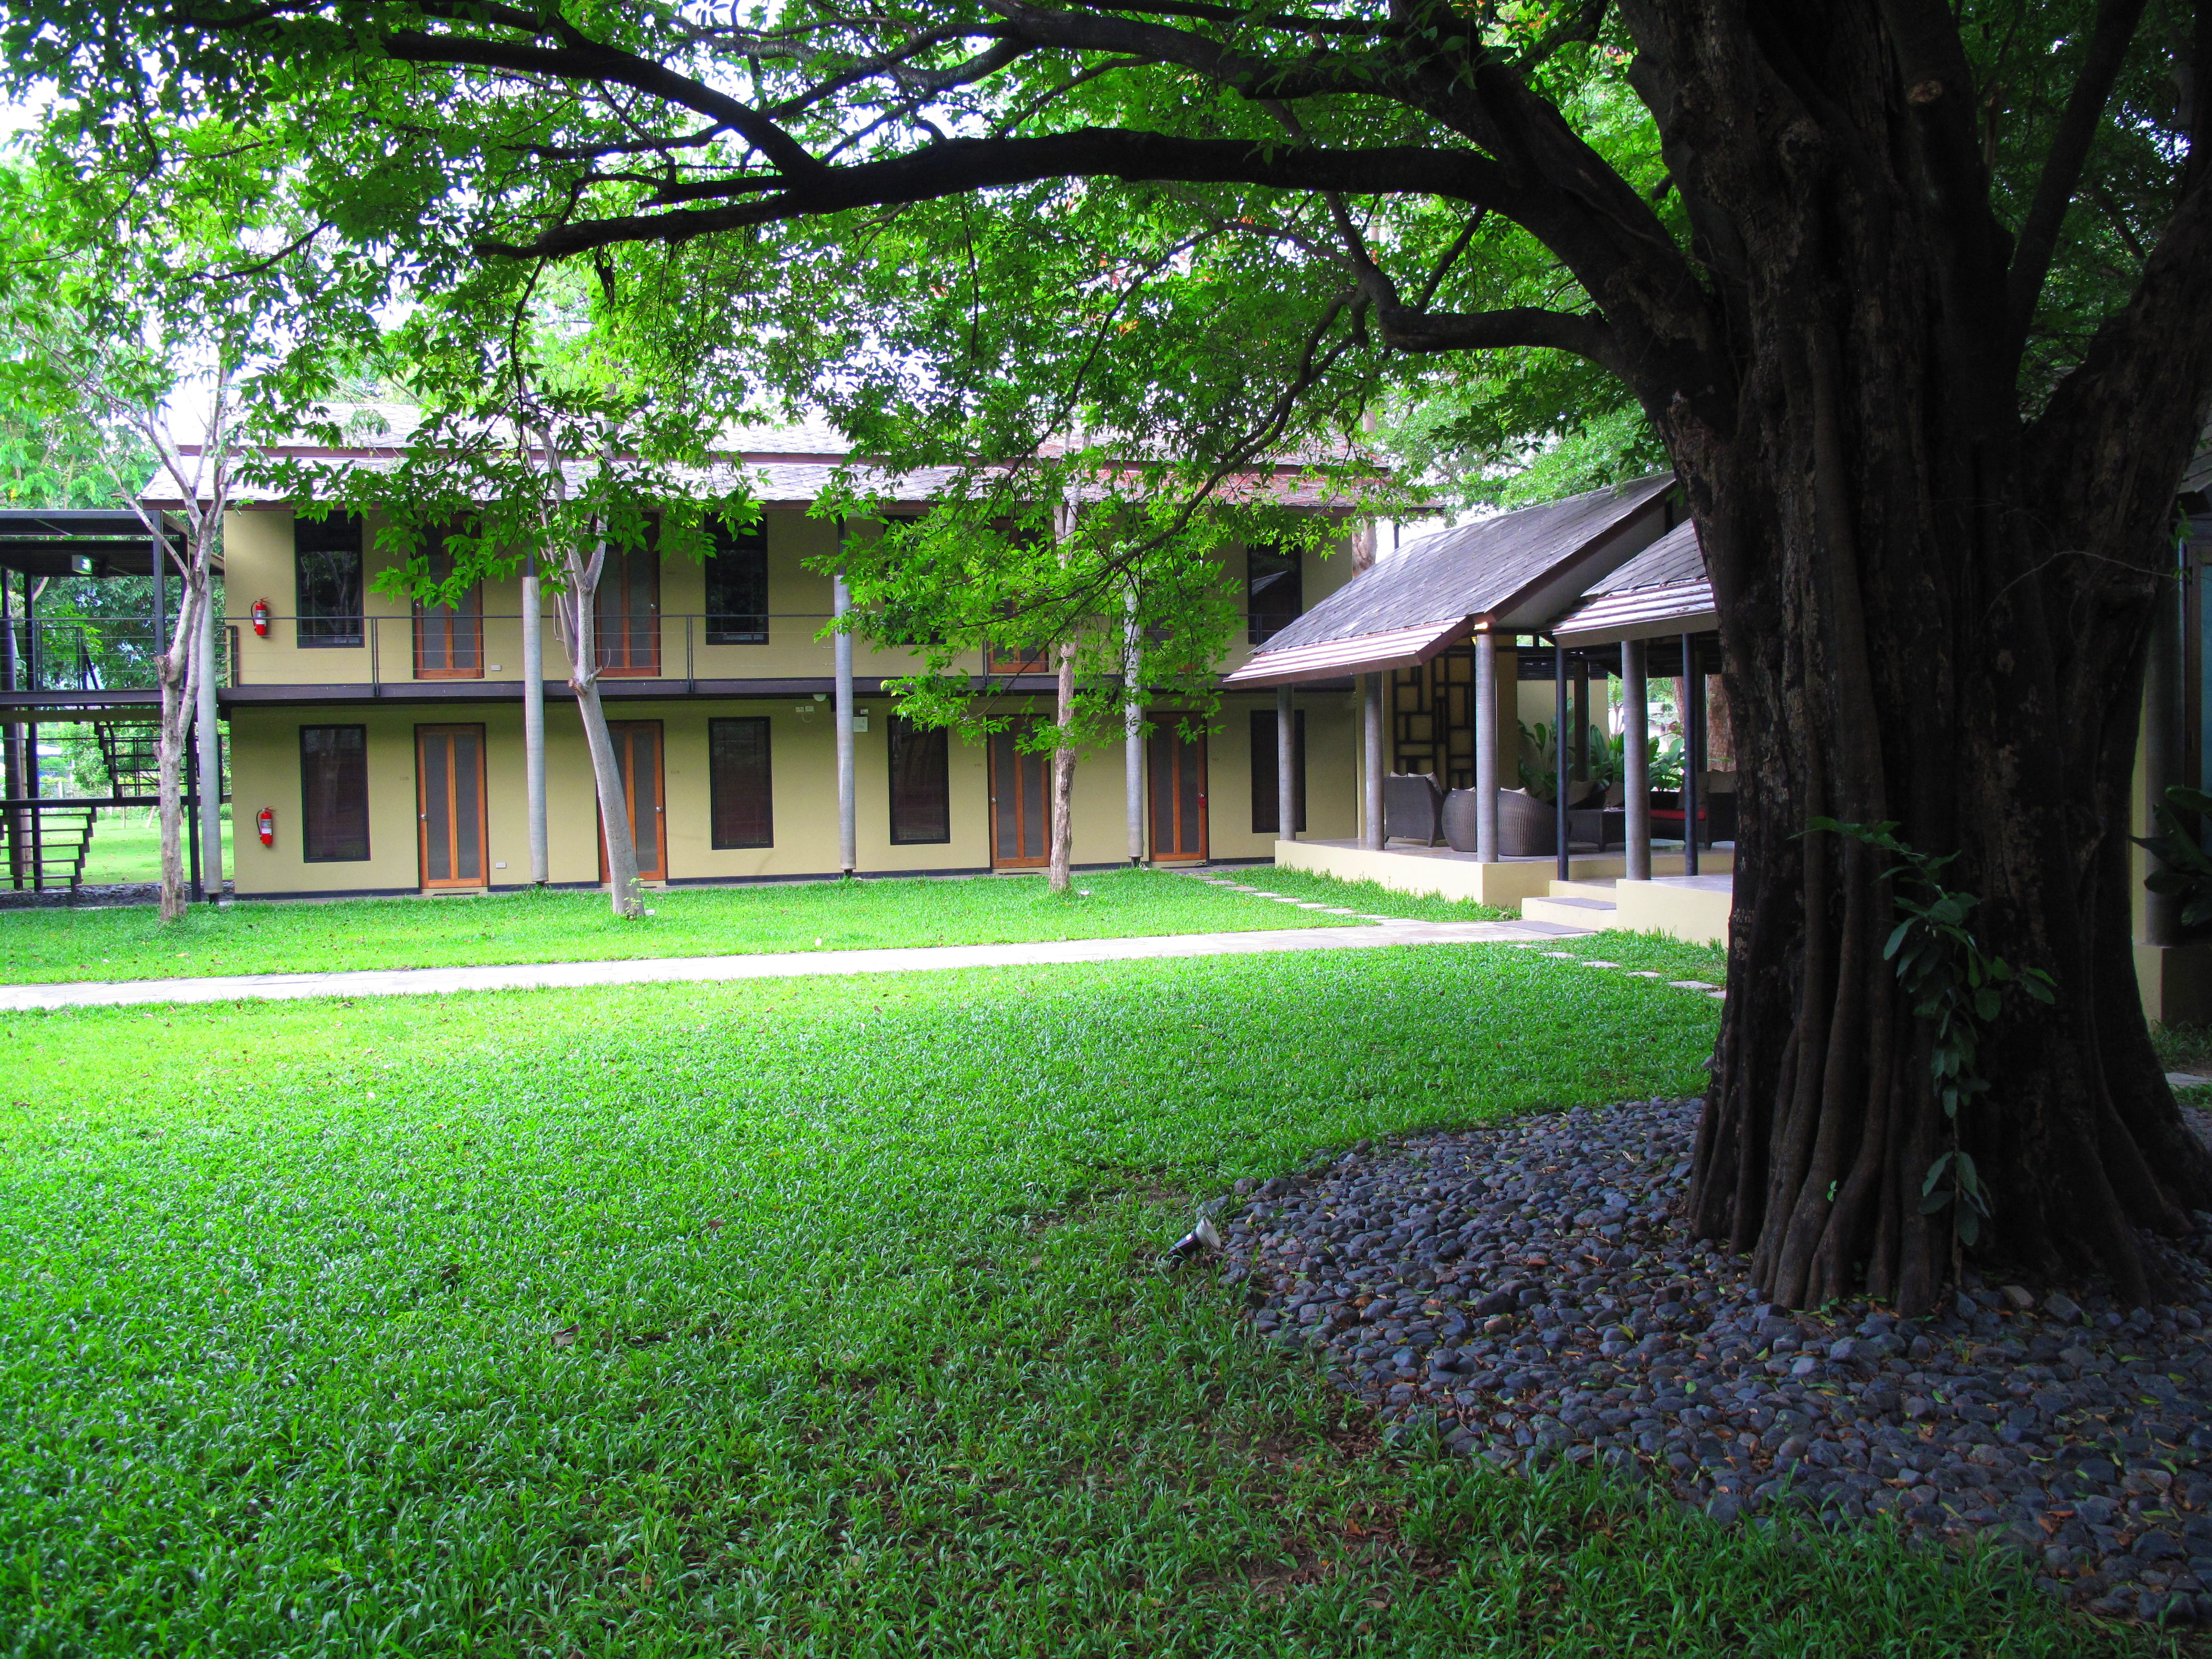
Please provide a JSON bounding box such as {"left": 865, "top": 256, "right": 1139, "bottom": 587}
{"left": 1223, "top": 476, "right": 1734, "bottom": 943}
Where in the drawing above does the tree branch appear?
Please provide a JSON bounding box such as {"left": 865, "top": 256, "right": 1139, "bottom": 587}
{"left": 477, "top": 131, "right": 1510, "bottom": 258}
{"left": 2005, "top": 0, "right": 2151, "bottom": 351}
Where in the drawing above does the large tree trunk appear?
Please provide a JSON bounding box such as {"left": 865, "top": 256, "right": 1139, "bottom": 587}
{"left": 1655, "top": 7, "right": 2212, "bottom": 1312}
{"left": 556, "top": 559, "right": 644, "bottom": 918}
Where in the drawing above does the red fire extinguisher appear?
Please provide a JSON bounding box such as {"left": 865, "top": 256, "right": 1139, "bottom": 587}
{"left": 250, "top": 598, "right": 271, "bottom": 637}
{"left": 256, "top": 807, "right": 274, "bottom": 848}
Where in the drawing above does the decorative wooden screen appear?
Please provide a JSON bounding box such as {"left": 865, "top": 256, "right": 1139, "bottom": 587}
{"left": 708, "top": 717, "right": 773, "bottom": 848}
{"left": 595, "top": 540, "right": 661, "bottom": 676}
{"left": 1391, "top": 645, "right": 1477, "bottom": 790}
{"left": 416, "top": 724, "right": 487, "bottom": 888}
{"left": 1248, "top": 708, "right": 1306, "bottom": 834}
{"left": 888, "top": 715, "right": 950, "bottom": 844}
{"left": 299, "top": 725, "right": 369, "bottom": 861}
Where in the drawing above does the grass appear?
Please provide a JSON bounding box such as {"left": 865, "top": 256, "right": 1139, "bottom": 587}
{"left": 0, "top": 945, "right": 2149, "bottom": 1655}
{"left": 74, "top": 806, "right": 234, "bottom": 887}
{"left": 1210, "top": 863, "right": 1518, "bottom": 922}
{"left": 0, "top": 866, "right": 1366, "bottom": 983}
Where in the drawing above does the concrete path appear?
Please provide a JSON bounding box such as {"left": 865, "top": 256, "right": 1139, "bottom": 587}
{"left": 0, "top": 916, "right": 1589, "bottom": 1011}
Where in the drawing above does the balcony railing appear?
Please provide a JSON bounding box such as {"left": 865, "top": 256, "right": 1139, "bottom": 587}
{"left": 0, "top": 612, "right": 1113, "bottom": 696}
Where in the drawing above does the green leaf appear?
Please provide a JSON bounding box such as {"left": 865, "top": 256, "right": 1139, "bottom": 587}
{"left": 1921, "top": 1188, "right": 1954, "bottom": 1214}
{"left": 1955, "top": 1207, "right": 1980, "bottom": 1246}
{"left": 1920, "top": 1152, "right": 1953, "bottom": 1196}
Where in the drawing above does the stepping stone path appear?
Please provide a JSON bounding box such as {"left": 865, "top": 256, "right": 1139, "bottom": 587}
{"left": 1217, "top": 1097, "right": 2212, "bottom": 1627}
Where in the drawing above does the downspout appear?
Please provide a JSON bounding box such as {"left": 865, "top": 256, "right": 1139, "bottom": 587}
{"left": 834, "top": 524, "right": 856, "bottom": 879}
{"left": 522, "top": 542, "right": 548, "bottom": 885}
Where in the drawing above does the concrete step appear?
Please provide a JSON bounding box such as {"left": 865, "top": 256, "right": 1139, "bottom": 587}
{"left": 1548, "top": 878, "right": 1621, "bottom": 902}
{"left": 1521, "top": 894, "right": 1619, "bottom": 928}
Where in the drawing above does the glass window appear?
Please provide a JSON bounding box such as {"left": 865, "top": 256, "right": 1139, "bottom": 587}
{"left": 295, "top": 512, "right": 364, "bottom": 647}
{"left": 705, "top": 526, "right": 768, "bottom": 644}
{"left": 1247, "top": 545, "right": 1302, "bottom": 645}
{"left": 300, "top": 725, "right": 370, "bottom": 861}
{"left": 709, "top": 717, "right": 773, "bottom": 848}
{"left": 1249, "top": 708, "right": 1307, "bottom": 834}
{"left": 888, "top": 714, "right": 950, "bottom": 845}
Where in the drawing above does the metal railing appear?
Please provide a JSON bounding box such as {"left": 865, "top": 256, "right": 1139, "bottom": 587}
{"left": 214, "top": 612, "right": 972, "bottom": 690}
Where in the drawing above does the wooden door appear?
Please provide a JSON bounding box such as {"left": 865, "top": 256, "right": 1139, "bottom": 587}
{"left": 988, "top": 718, "right": 1051, "bottom": 868}
{"left": 594, "top": 540, "right": 661, "bottom": 676}
{"left": 412, "top": 541, "right": 482, "bottom": 679}
{"left": 599, "top": 720, "right": 667, "bottom": 881}
{"left": 1149, "top": 721, "right": 1207, "bottom": 862}
{"left": 417, "top": 724, "right": 487, "bottom": 888}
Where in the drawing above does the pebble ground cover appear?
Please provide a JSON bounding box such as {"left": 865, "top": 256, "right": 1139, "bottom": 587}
{"left": 0, "top": 946, "right": 2143, "bottom": 1655}
{"left": 0, "top": 866, "right": 1362, "bottom": 983}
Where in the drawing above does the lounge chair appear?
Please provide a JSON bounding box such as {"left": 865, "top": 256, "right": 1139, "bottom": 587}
{"left": 1383, "top": 772, "right": 1445, "bottom": 846}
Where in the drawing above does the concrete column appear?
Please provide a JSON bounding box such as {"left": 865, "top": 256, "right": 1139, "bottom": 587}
{"left": 1553, "top": 639, "right": 1570, "bottom": 880}
{"left": 195, "top": 575, "right": 221, "bottom": 898}
{"left": 1623, "top": 637, "right": 1651, "bottom": 883}
{"left": 1125, "top": 590, "right": 1144, "bottom": 865}
{"left": 835, "top": 559, "right": 856, "bottom": 877}
{"left": 3, "top": 582, "right": 22, "bottom": 888}
{"left": 1683, "top": 633, "right": 1703, "bottom": 879}
{"left": 1473, "top": 628, "right": 1499, "bottom": 861}
{"left": 1275, "top": 684, "right": 1296, "bottom": 844}
{"left": 2147, "top": 545, "right": 2183, "bottom": 945}
{"left": 1361, "top": 671, "right": 1384, "bottom": 851}
{"left": 1571, "top": 659, "right": 1589, "bottom": 778}
{"left": 521, "top": 546, "right": 548, "bottom": 885}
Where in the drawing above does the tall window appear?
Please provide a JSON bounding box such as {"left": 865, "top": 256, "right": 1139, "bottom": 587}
{"left": 709, "top": 717, "right": 774, "bottom": 848}
{"left": 295, "top": 512, "right": 364, "bottom": 647}
{"left": 1246, "top": 545, "right": 1302, "bottom": 645}
{"left": 705, "top": 525, "right": 768, "bottom": 644}
{"left": 300, "top": 725, "right": 370, "bottom": 861}
{"left": 1249, "top": 708, "right": 1307, "bottom": 833}
{"left": 888, "top": 714, "right": 950, "bottom": 844}
{"left": 595, "top": 535, "right": 660, "bottom": 675}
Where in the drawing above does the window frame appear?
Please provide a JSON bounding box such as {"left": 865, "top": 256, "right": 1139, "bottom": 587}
{"left": 299, "top": 724, "right": 371, "bottom": 862}
{"left": 294, "top": 511, "right": 365, "bottom": 649}
{"left": 888, "top": 713, "right": 952, "bottom": 845}
{"left": 1246, "top": 544, "right": 1303, "bottom": 646}
{"left": 704, "top": 525, "right": 769, "bottom": 645}
{"left": 708, "top": 716, "right": 775, "bottom": 849}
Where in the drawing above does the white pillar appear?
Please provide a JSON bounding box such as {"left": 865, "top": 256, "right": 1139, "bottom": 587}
{"left": 1624, "top": 637, "right": 1651, "bottom": 882}
{"left": 1361, "top": 671, "right": 1384, "bottom": 850}
{"left": 1473, "top": 627, "right": 1499, "bottom": 862}
{"left": 521, "top": 547, "right": 547, "bottom": 885}
{"left": 1275, "top": 684, "right": 1296, "bottom": 845}
{"left": 835, "top": 561, "right": 856, "bottom": 877}
{"left": 1124, "top": 591, "right": 1144, "bottom": 865}
{"left": 194, "top": 578, "right": 221, "bottom": 897}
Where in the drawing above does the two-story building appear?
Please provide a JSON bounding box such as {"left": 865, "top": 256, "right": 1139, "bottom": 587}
{"left": 197, "top": 430, "right": 1372, "bottom": 898}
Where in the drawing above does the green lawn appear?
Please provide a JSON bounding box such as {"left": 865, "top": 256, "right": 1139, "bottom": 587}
{"left": 0, "top": 946, "right": 2129, "bottom": 1655}
{"left": 74, "top": 806, "right": 234, "bottom": 887}
{"left": 0, "top": 866, "right": 1369, "bottom": 983}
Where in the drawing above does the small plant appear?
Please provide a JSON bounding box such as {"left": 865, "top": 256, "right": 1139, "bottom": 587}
{"left": 2134, "top": 783, "right": 2212, "bottom": 929}
{"left": 1810, "top": 818, "right": 2055, "bottom": 1254}
{"left": 1519, "top": 721, "right": 1685, "bottom": 797}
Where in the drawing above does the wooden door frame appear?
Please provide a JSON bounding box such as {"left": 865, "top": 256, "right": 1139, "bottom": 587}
{"left": 415, "top": 723, "right": 489, "bottom": 889}
{"left": 1149, "top": 718, "right": 1209, "bottom": 863}
{"left": 595, "top": 545, "right": 662, "bottom": 678}
{"left": 412, "top": 588, "right": 483, "bottom": 679}
{"left": 598, "top": 719, "right": 669, "bottom": 881}
{"left": 988, "top": 716, "right": 1051, "bottom": 868}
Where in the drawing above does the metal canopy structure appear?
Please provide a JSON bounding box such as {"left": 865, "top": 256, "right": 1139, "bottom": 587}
{"left": 1223, "top": 473, "right": 1677, "bottom": 688}
{"left": 0, "top": 509, "right": 194, "bottom": 580}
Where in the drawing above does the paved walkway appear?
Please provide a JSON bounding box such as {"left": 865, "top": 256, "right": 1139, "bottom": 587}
{"left": 0, "top": 916, "right": 1588, "bottom": 1011}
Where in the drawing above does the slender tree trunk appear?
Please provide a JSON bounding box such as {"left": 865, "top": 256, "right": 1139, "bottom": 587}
{"left": 1048, "top": 635, "right": 1076, "bottom": 893}
{"left": 1651, "top": 4, "right": 2212, "bottom": 1309}
{"left": 559, "top": 568, "right": 644, "bottom": 918}
{"left": 153, "top": 573, "right": 203, "bottom": 924}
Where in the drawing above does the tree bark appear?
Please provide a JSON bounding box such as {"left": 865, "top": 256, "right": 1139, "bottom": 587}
{"left": 153, "top": 572, "right": 204, "bottom": 924}
{"left": 549, "top": 533, "right": 644, "bottom": 918}
{"left": 1647, "top": 4, "right": 2212, "bottom": 1310}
